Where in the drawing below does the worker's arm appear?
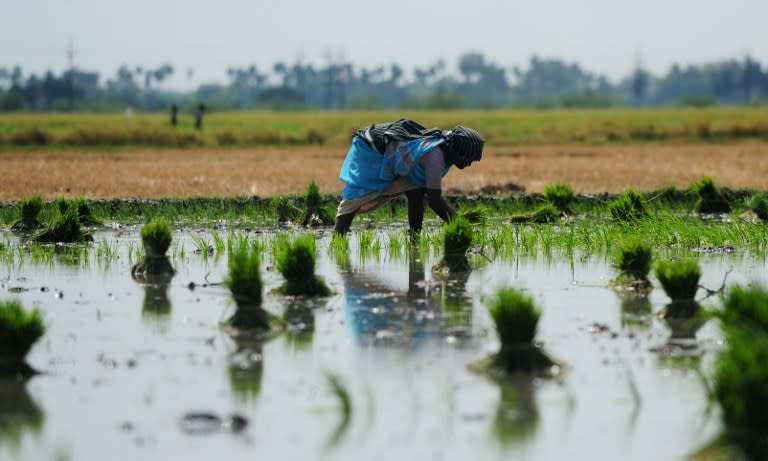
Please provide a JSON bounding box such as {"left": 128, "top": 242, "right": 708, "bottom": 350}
{"left": 421, "top": 147, "right": 455, "bottom": 222}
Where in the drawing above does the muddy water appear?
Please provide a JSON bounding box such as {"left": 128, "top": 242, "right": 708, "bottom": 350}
{"left": 1, "top": 228, "right": 765, "bottom": 461}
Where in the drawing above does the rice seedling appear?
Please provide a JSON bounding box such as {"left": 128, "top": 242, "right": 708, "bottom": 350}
{"left": 271, "top": 196, "right": 302, "bottom": 224}
{"left": 432, "top": 216, "right": 473, "bottom": 275}
{"left": 131, "top": 218, "right": 175, "bottom": 278}
{"left": 458, "top": 206, "right": 489, "bottom": 226}
{"left": 611, "top": 238, "right": 653, "bottom": 292}
{"left": 10, "top": 196, "right": 44, "bottom": 234}
{"left": 608, "top": 189, "right": 649, "bottom": 223}
{"left": 693, "top": 176, "right": 731, "bottom": 214}
{"left": 191, "top": 233, "right": 213, "bottom": 256}
{"left": 655, "top": 259, "right": 701, "bottom": 302}
{"left": 0, "top": 299, "right": 45, "bottom": 375}
{"left": 30, "top": 207, "right": 93, "bottom": 243}
{"left": 712, "top": 285, "right": 768, "bottom": 457}
{"left": 509, "top": 203, "right": 561, "bottom": 224}
{"left": 275, "top": 234, "right": 330, "bottom": 296}
{"left": 224, "top": 241, "right": 272, "bottom": 332}
{"left": 543, "top": 183, "right": 576, "bottom": 214}
{"left": 301, "top": 181, "right": 333, "bottom": 227}
{"left": 473, "top": 288, "right": 558, "bottom": 374}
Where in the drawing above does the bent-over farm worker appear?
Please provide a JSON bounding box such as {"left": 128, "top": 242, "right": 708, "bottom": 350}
{"left": 334, "top": 118, "right": 484, "bottom": 235}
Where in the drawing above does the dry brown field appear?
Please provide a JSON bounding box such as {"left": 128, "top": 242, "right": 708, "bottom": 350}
{"left": 1, "top": 141, "right": 766, "bottom": 200}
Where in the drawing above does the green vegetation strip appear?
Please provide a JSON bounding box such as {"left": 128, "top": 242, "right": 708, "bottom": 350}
{"left": 1, "top": 107, "right": 767, "bottom": 148}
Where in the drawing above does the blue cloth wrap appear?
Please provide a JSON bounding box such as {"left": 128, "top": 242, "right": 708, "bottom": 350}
{"left": 339, "top": 135, "right": 451, "bottom": 200}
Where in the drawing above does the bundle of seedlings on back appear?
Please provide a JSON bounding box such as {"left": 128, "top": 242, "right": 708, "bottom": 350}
{"left": 10, "top": 196, "right": 44, "bottom": 234}
{"left": 608, "top": 189, "right": 649, "bottom": 223}
{"left": 433, "top": 216, "right": 473, "bottom": 274}
{"left": 543, "top": 183, "right": 575, "bottom": 214}
{"left": 748, "top": 192, "right": 768, "bottom": 222}
{"left": 713, "top": 285, "right": 768, "bottom": 457}
{"left": 275, "top": 234, "right": 330, "bottom": 296}
{"left": 272, "top": 196, "right": 302, "bottom": 224}
{"left": 0, "top": 299, "right": 45, "bottom": 375}
{"left": 612, "top": 238, "right": 653, "bottom": 292}
{"left": 301, "top": 181, "right": 333, "bottom": 227}
{"left": 225, "top": 242, "right": 271, "bottom": 331}
{"left": 693, "top": 176, "right": 730, "bottom": 214}
{"left": 480, "top": 288, "right": 557, "bottom": 374}
{"left": 131, "top": 218, "right": 175, "bottom": 278}
{"left": 31, "top": 206, "right": 93, "bottom": 243}
{"left": 655, "top": 259, "right": 701, "bottom": 313}
{"left": 509, "top": 203, "right": 560, "bottom": 224}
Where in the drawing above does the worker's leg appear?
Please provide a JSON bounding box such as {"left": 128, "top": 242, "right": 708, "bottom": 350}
{"left": 334, "top": 210, "right": 357, "bottom": 235}
{"left": 405, "top": 187, "right": 427, "bottom": 236}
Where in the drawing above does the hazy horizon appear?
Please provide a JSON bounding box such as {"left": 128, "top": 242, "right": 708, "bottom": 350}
{"left": 4, "top": 0, "right": 766, "bottom": 90}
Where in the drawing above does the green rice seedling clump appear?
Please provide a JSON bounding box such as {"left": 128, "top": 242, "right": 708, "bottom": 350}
{"left": 531, "top": 203, "right": 561, "bottom": 223}
{"left": 140, "top": 218, "right": 173, "bottom": 257}
{"left": 31, "top": 207, "right": 92, "bottom": 243}
{"left": 655, "top": 259, "right": 701, "bottom": 301}
{"left": 0, "top": 300, "right": 45, "bottom": 368}
{"left": 693, "top": 176, "right": 731, "bottom": 213}
{"left": 301, "top": 181, "right": 333, "bottom": 227}
{"left": 272, "top": 196, "right": 302, "bottom": 224}
{"left": 443, "top": 216, "right": 473, "bottom": 255}
{"left": 71, "top": 197, "right": 101, "bottom": 226}
{"left": 276, "top": 234, "right": 330, "bottom": 296}
{"left": 488, "top": 288, "right": 540, "bottom": 345}
{"left": 714, "top": 285, "right": 768, "bottom": 453}
{"left": 483, "top": 288, "right": 557, "bottom": 373}
{"left": 458, "top": 206, "right": 488, "bottom": 226}
{"left": 614, "top": 238, "right": 652, "bottom": 279}
{"left": 10, "top": 196, "right": 45, "bottom": 233}
{"left": 608, "top": 189, "right": 649, "bottom": 222}
{"left": 543, "top": 183, "right": 575, "bottom": 213}
{"left": 226, "top": 243, "right": 263, "bottom": 306}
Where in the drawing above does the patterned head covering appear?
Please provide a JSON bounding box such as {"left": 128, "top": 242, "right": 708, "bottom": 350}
{"left": 446, "top": 125, "right": 484, "bottom": 163}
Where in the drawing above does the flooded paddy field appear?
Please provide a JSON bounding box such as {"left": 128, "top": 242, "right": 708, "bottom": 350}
{"left": 2, "top": 223, "right": 765, "bottom": 461}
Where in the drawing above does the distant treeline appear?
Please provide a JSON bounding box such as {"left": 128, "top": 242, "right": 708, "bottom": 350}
{"left": 0, "top": 52, "right": 766, "bottom": 112}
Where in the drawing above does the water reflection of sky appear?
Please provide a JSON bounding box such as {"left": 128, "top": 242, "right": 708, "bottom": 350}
{"left": 0, "top": 229, "right": 766, "bottom": 460}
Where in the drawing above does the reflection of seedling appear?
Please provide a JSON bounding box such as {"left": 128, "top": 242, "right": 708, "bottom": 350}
{"left": 655, "top": 259, "right": 701, "bottom": 302}
{"left": 275, "top": 234, "right": 331, "bottom": 296}
{"left": 132, "top": 218, "right": 175, "bottom": 278}
{"left": 713, "top": 285, "right": 768, "bottom": 453}
{"left": 612, "top": 238, "right": 652, "bottom": 293}
{"left": 476, "top": 288, "right": 558, "bottom": 374}
{"left": 225, "top": 242, "right": 271, "bottom": 331}
{"left": 0, "top": 300, "right": 45, "bottom": 374}
{"left": 31, "top": 207, "right": 93, "bottom": 243}
{"left": 301, "top": 181, "right": 333, "bottom": 227}
{"left": 10, "top": 196, "right": 44, "bottom": 233}
{"left": 325, "top": 372, "right": 352, "bottom": 447}
{"left": 543, "top": 183, "right": 575, "bottom": 214}
{"left": 693, "top": 176, "right": 730, "bottom": 214}
{"left": 609, "top": 189, "right": 649, "bottom": 223}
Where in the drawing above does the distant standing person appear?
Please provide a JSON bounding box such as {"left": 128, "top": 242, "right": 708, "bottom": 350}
{"left": 194, "top": 104, "right": 206, "bottom": 130}
{"left": 170, "top": 104, "right": 179, "bottom": 126}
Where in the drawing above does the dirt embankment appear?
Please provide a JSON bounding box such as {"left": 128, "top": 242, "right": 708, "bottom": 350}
{"left": 1, "top": 142, "right": 766, "bottom": 200}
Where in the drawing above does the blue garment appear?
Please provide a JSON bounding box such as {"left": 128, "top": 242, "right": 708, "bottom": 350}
{"left": 339, "top": 135, "right": 452, "bottom": 200}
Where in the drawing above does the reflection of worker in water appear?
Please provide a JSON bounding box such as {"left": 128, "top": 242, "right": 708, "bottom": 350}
{"left": 338, "top": 248, "right": 472, "bottom": 346}
{"left": 194, "top": 103, "right": 206, "bottom": 131}
{"left": 334, "top": 119, "right": 484, "bottom": 236}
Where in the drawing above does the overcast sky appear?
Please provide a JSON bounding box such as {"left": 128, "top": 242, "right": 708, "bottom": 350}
{"left": 3, "top": 0, "right": 766, "bottom": 89}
